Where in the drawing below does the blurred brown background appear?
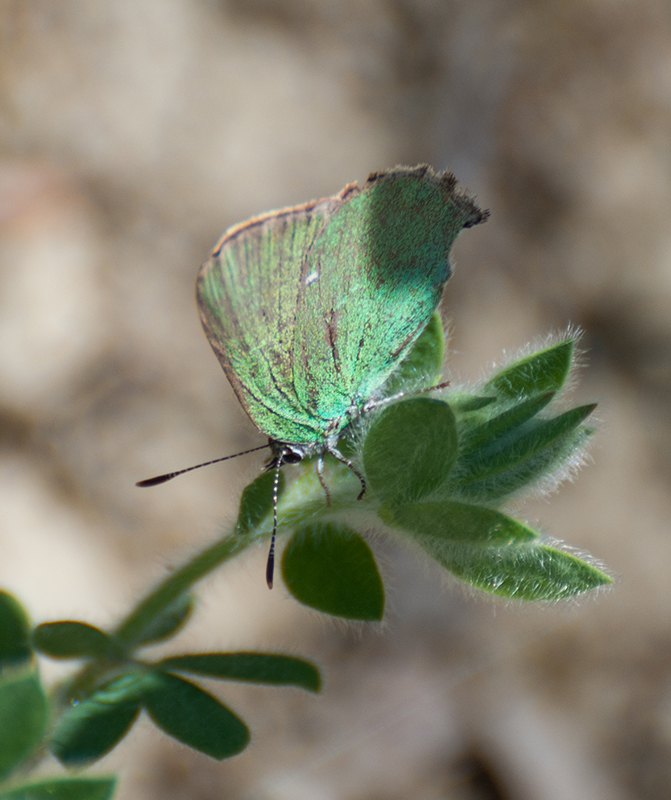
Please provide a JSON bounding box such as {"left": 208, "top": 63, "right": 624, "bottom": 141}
{"left": 1, "top": 1, "right": 670, "bottom": 798}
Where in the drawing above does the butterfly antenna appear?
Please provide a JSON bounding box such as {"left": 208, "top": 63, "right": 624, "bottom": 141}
{"left": 265, "top": 452, "right": 284, "bottom": 589}
{"left": 136, "top": 444, "right": 271, "bottom": 487}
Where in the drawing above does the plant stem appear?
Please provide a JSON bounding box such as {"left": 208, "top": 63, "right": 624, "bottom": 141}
{"left": 50, "top": 466, "right": 355, "bottom": 708}
{"left": 115, "top": 531, "right": 253, "bottom": 646}
{"left": 51, "top": 529, "right": 254, "bottom": 709}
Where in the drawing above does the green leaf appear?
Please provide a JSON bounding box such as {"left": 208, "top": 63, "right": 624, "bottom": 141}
{"left": 143, "top": 672, "right": 249, "bottom": 760}
{"left": 51, "top": 672, "right": 149, "bottom": 766}
{"left": 451, "top": 424, "right": 595, "bottom": 503}
{"left": 158, "top": 653, "right": 321, "bottom": 693}
{"left": 449, "top": 395, "right": 497, "bottom": 412}
{"left": 458, "top": 392, "right": 556, "bottom": 455}
{"left": 364, "top": 399, "right": 458, "bottom": 504}
{"left": 282, "top": 524, "right": 384, "bottom": 620}
{"left": 448, "top": 404, "right": 597, "bottom": 502}
{"left": 0, "top": 777, "right": 116, "bottom": 800}
{"left": 421, "top": 538, "right": 612, "bottom": 600}
{"left": 133, "top": 592, "right": 194, "bottom": 647}
{"left": 33, "top": 622, "right": 119, "bottom": 660}
{"left": 0, "top": 671, "right": 48, "bottom": 781}
{"left": 0, "top": 592, "right": 32, "bottom": 669}
{"left": 383, "top": 311, "right": 444, "bottom": 395}
{"left": 384, "top": 501, "right": 539, "bottom": 545}
{"left": 236, "top": 470, "right": 284, "bottom": 535}
{"left": 484, "top": 339, "right": 574, "bottom": 399}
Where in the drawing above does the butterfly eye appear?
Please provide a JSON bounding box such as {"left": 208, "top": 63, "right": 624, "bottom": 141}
{"left": 282, "top": 450, "right": 303, "bottom": 465}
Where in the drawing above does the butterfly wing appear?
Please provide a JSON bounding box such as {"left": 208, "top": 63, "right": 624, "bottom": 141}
{"left": 292, "top": 166, "right": 487, "bottom": 419}
{"left": 197, "top": 166, "right": 487, "bottom": 445}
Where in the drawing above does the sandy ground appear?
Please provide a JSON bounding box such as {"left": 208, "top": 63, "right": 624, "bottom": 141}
{"left": 1, "top": 1, "right": 671, "bottom": 798}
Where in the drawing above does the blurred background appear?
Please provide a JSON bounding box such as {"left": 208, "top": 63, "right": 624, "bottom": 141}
{"left": 1, "top": 1, "right": 670, "bottom": 798}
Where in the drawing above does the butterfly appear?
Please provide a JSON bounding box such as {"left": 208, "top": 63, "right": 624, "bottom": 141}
{"left": 138, "top": 165, "right": 487, "bottom": 587}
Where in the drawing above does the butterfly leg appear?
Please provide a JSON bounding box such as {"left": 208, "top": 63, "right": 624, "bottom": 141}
{"left": 362, "top": 380, "right": 450, "bottom": 413}
{"left": 316, "top": 454, "right": 331, "bottom": 506}
{"left": 327, "top": 446, "right": 367, "bottom": 501}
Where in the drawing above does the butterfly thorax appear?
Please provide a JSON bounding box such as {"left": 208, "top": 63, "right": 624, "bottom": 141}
{"left": 269, "top": 397, "right": 361, "bottom": 464}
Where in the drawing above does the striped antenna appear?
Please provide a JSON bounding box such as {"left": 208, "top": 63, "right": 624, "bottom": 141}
{"left": 136, "top": 444, "right": 271, "bottom": 487}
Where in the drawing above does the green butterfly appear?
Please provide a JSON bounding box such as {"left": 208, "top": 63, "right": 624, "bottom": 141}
{"left": 139, "top": 165, "right": 487, "bottom": 586}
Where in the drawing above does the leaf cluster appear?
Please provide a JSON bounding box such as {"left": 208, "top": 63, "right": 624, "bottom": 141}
{"left": 0, "top": 590, "right": 319, "bottom": 797}
{"left": 273, "top": 315, "right": 610, "bottom": 616}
